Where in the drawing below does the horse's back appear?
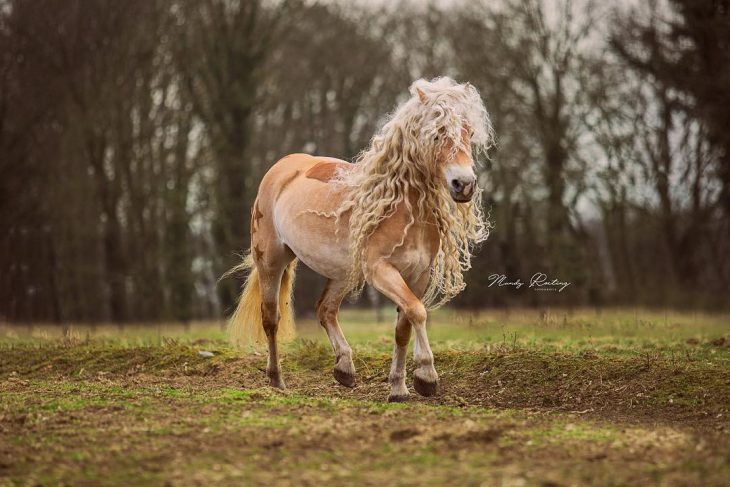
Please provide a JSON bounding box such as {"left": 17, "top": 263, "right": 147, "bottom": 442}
{"left": 263, "top": 153, "right": 349, "bottom": 181}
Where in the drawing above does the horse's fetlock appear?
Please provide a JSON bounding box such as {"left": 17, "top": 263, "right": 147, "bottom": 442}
{"left": 389, "top": 371, "right": 405, "bottom": 383}
{"left": 414, "top": 354, "right": 434, "bottom": 369}
{"left": 414, "top": 364, "right": 438, "bottom": 382}
{"left": 335, "top": 354, "right": 355, "bottom": 374}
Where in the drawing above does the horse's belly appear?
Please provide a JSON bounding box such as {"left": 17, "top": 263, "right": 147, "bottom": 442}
{"left": 280, "top": 228, "right": 351, "bottom": 281}
{"left": 273, "top": 180, "right": 351, "bottom": 280}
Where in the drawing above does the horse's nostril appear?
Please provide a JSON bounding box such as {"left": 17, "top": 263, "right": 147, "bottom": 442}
{"left": 463, "top": 182, "right": 473, "bottom": 196}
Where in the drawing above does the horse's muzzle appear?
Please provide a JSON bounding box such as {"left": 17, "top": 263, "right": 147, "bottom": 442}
{"left": 449, "top": 177, "right": 476, "bottom": 203}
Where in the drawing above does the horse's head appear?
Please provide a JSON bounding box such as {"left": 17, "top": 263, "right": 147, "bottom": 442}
{"left": 410, "top": 79, "right": 492, "bottom": 204}
{"left": 439, "top": 124, "right": 477, "bottom": 203}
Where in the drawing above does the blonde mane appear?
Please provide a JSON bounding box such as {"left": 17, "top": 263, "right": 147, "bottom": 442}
{"left": 323, "top": 77, "right": 494, "bottom": 308}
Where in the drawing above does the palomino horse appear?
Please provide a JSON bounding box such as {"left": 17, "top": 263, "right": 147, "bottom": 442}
{"left": 228, "top": 77, "right": 493, "bottom": 402}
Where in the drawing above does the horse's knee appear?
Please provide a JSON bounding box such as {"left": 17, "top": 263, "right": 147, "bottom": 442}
{"left": 315, "top": 301, "right": 330, "bottom": 327}
{"left": 316, "top": 300, "right": 340, "bottom": 331}
{"left": 403, "top": 300, "right": 426, "bottom": 328}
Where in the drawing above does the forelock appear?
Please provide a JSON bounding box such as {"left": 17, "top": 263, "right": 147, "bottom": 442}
{"left": 400, "top": 77, "right": 494, "bottom": 160}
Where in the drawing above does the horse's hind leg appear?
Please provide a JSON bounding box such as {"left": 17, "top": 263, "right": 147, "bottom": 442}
{"left": 258, "top": 265, "right": 287, "bottom": 388}
{"left": 254, "top": 245, "right": 294, "bottom": 389}
{"left": 316, "top": 279, "right": 356, "bottom": 387}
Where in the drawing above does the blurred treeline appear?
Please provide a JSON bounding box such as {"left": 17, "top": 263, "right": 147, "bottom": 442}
{"left": 1, "top": 0, "right": 728, "bottom": 323}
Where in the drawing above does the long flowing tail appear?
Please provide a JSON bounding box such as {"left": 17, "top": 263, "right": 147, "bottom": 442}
{"left": 226, "top": 254, "right": 298, "bottom": 348}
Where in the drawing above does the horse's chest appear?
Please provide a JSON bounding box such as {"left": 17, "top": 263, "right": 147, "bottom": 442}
{"left": 389, "top": 223, "right": 439, "bottom": 278}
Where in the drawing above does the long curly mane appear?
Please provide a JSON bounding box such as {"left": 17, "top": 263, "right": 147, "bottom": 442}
{"left": 334, "top": 77, "right": 494, "bottom": 308}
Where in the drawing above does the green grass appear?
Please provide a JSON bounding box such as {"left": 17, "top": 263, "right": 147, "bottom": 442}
{"left": 3, "top": 307, "right": 727, "bottom": 353}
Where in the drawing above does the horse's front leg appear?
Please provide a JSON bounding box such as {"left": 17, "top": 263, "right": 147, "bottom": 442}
{"left": 387, "top": 309, "right": 411, "bottom": 402}
{"left": 369, "top": 262, "right": 438, "bottom": 398}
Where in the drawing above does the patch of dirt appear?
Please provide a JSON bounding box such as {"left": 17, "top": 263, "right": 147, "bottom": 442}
{"left": 2, "top": 343, "right": 728, "bottom": 433}
{"left": 390, "top": 428, "right": 421, "bottom": 441}
{"left": 457, "top": 428, "right": 503, "bottom": 444}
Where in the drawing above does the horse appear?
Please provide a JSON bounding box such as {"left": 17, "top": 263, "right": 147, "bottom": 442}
{"left": 227, "top": 77, "right": 493, "bottom": 402}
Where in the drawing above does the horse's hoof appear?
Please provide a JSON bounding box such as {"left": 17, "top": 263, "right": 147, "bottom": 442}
{"left": 413, "top": 375, "right": 438, "bottom": 397}
{"left": 333, "top": 368, "right": 355, "bottom": 388}
{"left": 268, "top": 374, "right": 286, "bottom": 389}
{"left": 388, "top": 393, "right": 409, "bottom": 403}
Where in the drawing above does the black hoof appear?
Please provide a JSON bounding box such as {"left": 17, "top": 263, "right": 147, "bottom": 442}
{"left": 267, "top": 373, "right": 286, "bottom": 389}
{"left": 333, "top": 368, "right": 355, "bottom": 388}
{"left": 388, "top": 393, "right": 410, "bottom": 403}
{"left": 413, "top": 376, "right": 438, "bottom": 397}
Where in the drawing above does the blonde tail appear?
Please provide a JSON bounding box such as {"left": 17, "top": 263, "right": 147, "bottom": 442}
{"left": 227, "top": 254, "right": 298, "bottom": 349}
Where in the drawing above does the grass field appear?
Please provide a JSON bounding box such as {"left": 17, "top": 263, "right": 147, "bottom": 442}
{"left": 1, "top": 308, "right": 729, "bottom": 486}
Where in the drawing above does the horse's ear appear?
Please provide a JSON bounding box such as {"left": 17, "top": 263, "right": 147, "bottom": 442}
{"left": 416, "top": 88, "right": 428, "bottom": 104}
